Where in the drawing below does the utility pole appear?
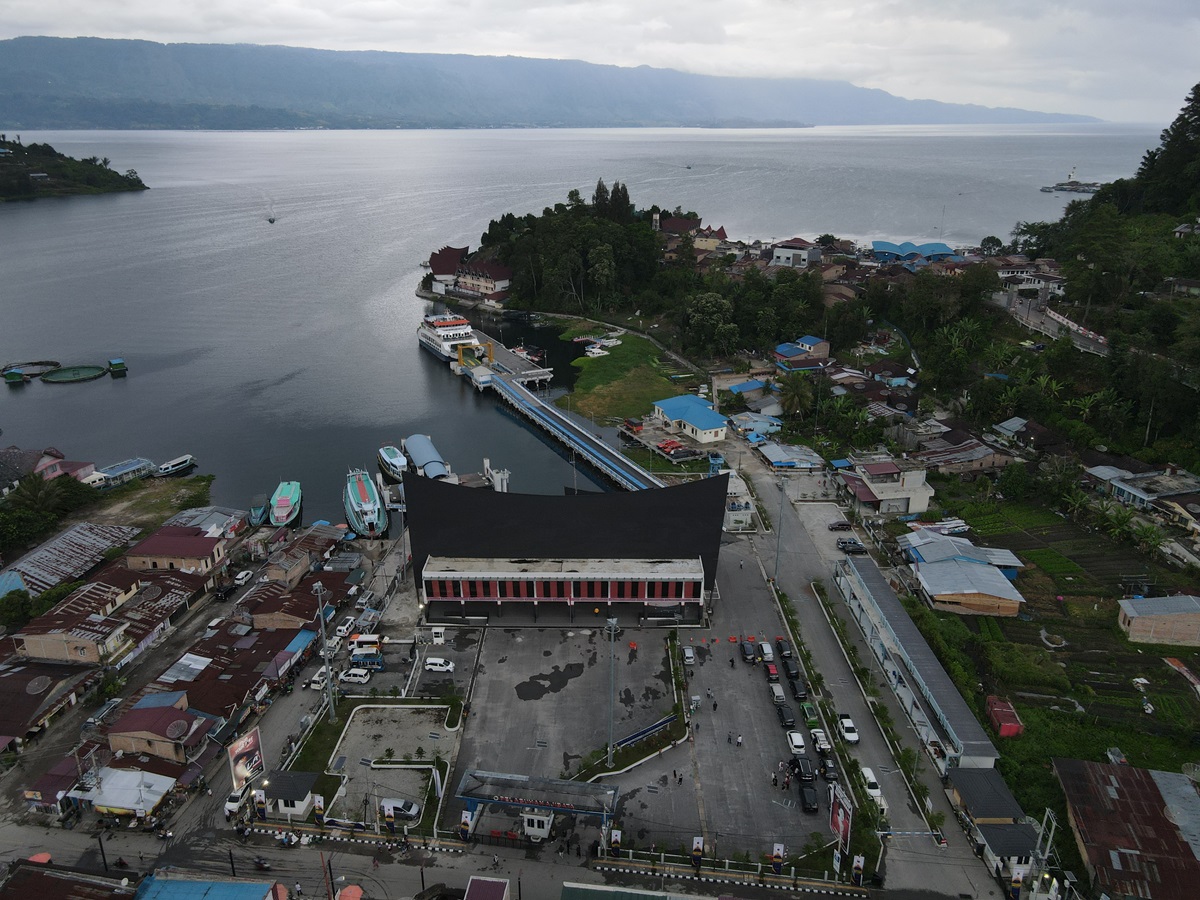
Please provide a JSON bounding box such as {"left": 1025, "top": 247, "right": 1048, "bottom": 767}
{"left": 313, "top": 582, "right": 338, "bottom": 725}
{"left": 773, "top": 477, "right": 787, "bottom": 585}
{"left": 606, "top": 617, "right": 618, "bottom": 767}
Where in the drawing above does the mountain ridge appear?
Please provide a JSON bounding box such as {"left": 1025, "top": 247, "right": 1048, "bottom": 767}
{"left": 0, "top": 36, "right": 1101, "bottom": 130}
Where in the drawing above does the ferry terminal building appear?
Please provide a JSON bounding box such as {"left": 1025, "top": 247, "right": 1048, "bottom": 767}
{"left": 406, "top": 474, "right": 727, "bottom": 626}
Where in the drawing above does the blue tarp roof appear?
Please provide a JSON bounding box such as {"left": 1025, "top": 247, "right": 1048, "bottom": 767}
{"left": 134, "top": 691, "right": 187, "bottom": 709}
{"left": 831, "top": 458, "right": 853, "bottom": 469}
{"left": 286, "top": 629, "right": 317, "bottom": 654}
{"left": 872, "top": 240, "right": 959, "bottom": 261}
{"left": 728, "top": 379, "right": 766, "bottom": 394}
{"left": 0, "top": 571, "right": 28, "bottom": 596}
{"left": 798, "top": 335, "right": 824, "bottom": 345}
{"left": 135, "top": 876, "right": 275, "bottom": 900}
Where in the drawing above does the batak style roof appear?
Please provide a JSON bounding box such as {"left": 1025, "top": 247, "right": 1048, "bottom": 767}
{"left": 407, "top": 474, "right": 728, "bottom": 588}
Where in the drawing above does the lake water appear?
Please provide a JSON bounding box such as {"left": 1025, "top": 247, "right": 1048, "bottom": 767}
{"left": 0, "top": 125, "right": 1157, "bottom": 520}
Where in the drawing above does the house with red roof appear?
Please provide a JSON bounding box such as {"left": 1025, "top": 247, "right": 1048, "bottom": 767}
{"left": 654, "top": 214, "right": 701, "bottom": 235}
{"left": 106, "top": 703, "right": 214, "bottom": 764}
{"left": 124, "top": 526, "right": 226, "bottom": 579}
{"left": 838, "top": 456, "right": 935, "bottom": 516}
{"left": 694, "top": 225, "right": 728, "bottom": 252}
{"left": 428, "top": 245, "right": 468, "bottom": 285}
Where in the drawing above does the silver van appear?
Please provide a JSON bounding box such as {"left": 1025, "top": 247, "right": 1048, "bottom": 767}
{"left": 769, "top": 683, "right": 786, "bottom": 705}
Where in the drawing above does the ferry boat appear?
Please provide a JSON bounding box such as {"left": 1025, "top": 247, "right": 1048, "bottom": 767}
{"left": 248, "top": 494, "right": 269, "bottom": 527}
{"left": 269, "top": 481, "right": 302, "bottom": 527}
{"left": 154, "top": 454, "right": 197, "bottom": 477}
{"left": 417, "top": 313, "right": 480, "bottom": 361}
{"left": 344, "top": 468, "right": 388, "bottom": 537}
{"left": 377, "top": 445, "right": 408, "bottom": 481}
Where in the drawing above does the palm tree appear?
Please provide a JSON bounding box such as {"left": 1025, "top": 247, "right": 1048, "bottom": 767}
{"left": 3, "top": 474, "right": 67, "bottom": 516}
{"left": 1069, "top": 393, "right": 1100, "bottom": 422}
{"left": 1032, "top": 374, "right": 1063, "bottom": 401}
{"left": 1103, "top": 505, "right": 1136, "bottom": 541}
{"left": 778, "top": 373, "right": 814, "bottom": 420}
{"left": 1064, "top": 487, "right": 1091, "bottom": 519}
{"left": 1132, "top": 523, "right": 1166, "bottom": 555}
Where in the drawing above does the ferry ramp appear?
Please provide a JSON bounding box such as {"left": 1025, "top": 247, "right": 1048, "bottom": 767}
{"left": 489, "top": 375, "right": 665, "bottom": 491}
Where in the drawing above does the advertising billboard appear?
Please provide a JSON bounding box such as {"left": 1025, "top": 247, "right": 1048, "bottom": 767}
{"left": 227, "top": 727, "right": 265, "bottom": 792}
{"left": 829, "top": 782, "right": 853, "bottom": 852}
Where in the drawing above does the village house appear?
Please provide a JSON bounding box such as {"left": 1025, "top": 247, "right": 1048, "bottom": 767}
{"left": 837, "top": 456, "right": 935, "bottom": 516}
{"left": 650, "top": 395, "right": 728, "bottom": 444}
{"left": 771, "top": 238, "right": 821, "bottom": 269}
{"left": 0, "top": 445, "right": 96, "bottom": 496}
{"left": 773, "top": 335, "right": 830, "bottom": 372}
{"left": 105, "top": 700, "right": 214, "bottom": 765}
{"left": 124, "top": 525, "right": 226, "bottom": 579}
{"left": 693, "top": 225, "right": 728, "bottom": 252}
{"left": 1117, "top": 595, "right": 1200, "bottom": 646}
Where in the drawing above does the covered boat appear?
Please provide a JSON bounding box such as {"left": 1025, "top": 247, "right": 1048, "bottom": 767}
{"left": 269, "top": 481, "right": 302, "bottom": 527}
{"left": 248, "top": 494, "right": 269, "bottom": 527}
{"left": 378, "top": 445, "right": 408, "bottom": 481}
{"left": 344, "top": 468, "right": 388, "bottom": 537}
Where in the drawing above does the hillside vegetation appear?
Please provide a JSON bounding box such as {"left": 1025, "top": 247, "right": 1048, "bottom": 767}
{"left": 0, "top": 135, "right": 147, "bottom": 199}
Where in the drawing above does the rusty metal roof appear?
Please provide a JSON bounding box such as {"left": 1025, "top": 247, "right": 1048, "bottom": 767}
{"left": 1054, "top": 758, "right": 1200, "bottom": 900}
{"left": 1, "top": 523, "right": 139, "bottom": 595}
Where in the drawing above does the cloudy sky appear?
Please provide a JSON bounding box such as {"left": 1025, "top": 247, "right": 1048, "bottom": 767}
{"left": 4, "top": 0, "right": 1197, "bottom": 123}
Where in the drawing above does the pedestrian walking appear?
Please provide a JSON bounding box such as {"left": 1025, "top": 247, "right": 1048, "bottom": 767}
{"left": 772, "top": 773, "right": 778, "bottom": 787}
{"left": 677, "top": 773, "right": 683, "bottom": 785}
{"left": 730, "top": 657, "right": 735, "bottom": 669}
{"left": 784, "top": 775, "right": 791, "bottom": 789}
{"left": 778, "top": 760, "right": 785, "bottom": 772}
{"left": 294, "top": 884, "right": 303, "bottom": 897}
{"left": 673, "top": 769, "right": 677, "bottom": 781}
{"left": 728, "top": 731, "right": 732, "bottom": 744}
{"left": 736, "top": 734, "right": 743, "bottom": 747}
{"left": 706, "top": 687, "right": 713, "bottom": 699}
{"left": 373, "top": 857, "right": 380, "bottom": 870}
{"left": 712, "top": 701, "right": 718, "bottom": 712}
{"left": 739, "top": 560, "right": 744, "bottom": 569}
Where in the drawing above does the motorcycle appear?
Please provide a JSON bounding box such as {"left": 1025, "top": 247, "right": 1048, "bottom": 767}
{"left": 114, "top": 858, "right": 129, "bottom": 869}
{"left": 157, "top": 829, "right": 174, "bottom": 840}
{"left": 253, "top": 857, "right": 272, "bottom": 871}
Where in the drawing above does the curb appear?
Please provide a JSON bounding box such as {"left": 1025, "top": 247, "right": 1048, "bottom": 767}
{"left": 592, "top": 864, "right": 866, "bottom": 895}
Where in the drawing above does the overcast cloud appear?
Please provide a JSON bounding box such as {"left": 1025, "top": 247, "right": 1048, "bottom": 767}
{"left": 3, "top": 0, "right": 1196, "bottom": 123}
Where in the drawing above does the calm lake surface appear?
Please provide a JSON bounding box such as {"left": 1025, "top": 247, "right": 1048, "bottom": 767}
{"left": 0, "top": 125, "right": 1157, "bottom": 520}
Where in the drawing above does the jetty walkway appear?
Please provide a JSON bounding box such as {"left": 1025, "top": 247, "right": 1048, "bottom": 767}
{"left": 456, "top": 330, "right": 665, "bottom": 492}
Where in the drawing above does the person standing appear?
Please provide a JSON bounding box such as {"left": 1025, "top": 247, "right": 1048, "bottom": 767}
{"left": 736, "top": 734, "right": 743, "bottom": 747}
{"left": 727, "top": 731, "right": 732, "bottom": 744}
{"left": 294, "top": 884, "right": 303, "bottom": 897}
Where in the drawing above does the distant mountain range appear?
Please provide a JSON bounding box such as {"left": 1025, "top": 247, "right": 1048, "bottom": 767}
{"left": 0, "top": 36, "right": 1100, "bottom": 130}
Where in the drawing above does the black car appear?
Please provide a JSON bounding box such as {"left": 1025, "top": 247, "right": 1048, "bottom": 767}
{"left": 740, "top": 640, "right": 757, "bottom": 663}
{"left": 775, "top": 638, "right": 793, "bottom": 659}
{"left": 837, "top": 537, "right": 869, "bottom": 554}
{"left": 775, "top": 704, "right": 796, "bottom": 727}
{"left": 827, "top": 520, "right": 853, "bottom": 531}
{"left": 792, "top": 754, "right": 815, "bottom": 782}
{"left": 783, "top": 658, "right": 801, "bottom": 681}
{"left": 789, "top": 677, "right": 808, "bottom": 701}
{"left": 820, "top": 758, "right": 840, "bottom": 782}
{"left": 800, "top": 784, "right": 819, "bottom": 813}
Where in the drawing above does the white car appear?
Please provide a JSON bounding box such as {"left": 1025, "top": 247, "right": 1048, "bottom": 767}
{"left": 860, "top": 767, "right": 882, "bottom": 801}
{"left": 810, "top": 728, "right": 832, "bottom": 755}
{"left": 838, "top": 713, "right": 860, "bottom": 744}
{"left": 224, "top": 782, "right": 251, "bottom": 818}
{"left": 786, "top": 730, "right": 806, "bottom": 755}
{"left": 234, "top": 570, "right": 254, "bottom": 586}
{"left": 424, "top": 657, "right": 455, "bottom": 673}
{"left": 335, "top": 616, "right": 357, "bottom": 638}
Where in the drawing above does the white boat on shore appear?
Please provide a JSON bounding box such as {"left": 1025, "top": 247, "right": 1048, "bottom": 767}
{"left": 154, "top": 454, "right": 197, "bottom": 477}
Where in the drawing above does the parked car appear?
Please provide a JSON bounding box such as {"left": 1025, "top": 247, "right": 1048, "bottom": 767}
{"left": 810, "top": 728, "right": 832, "bottom": 755}
{"left": 782, "top": 658, "right": 801, "bottom": 681}
{"left": 763, "top": 662, "right": 780, "bottom": 683}
{"left": 775, "top": 638, "right": 793, "bottom": 659}
{"left": 786, "top": 730, "right": 806, "bottom": 755}
{"left": 801, "top": 701, "right": 819, "bottom": 727}
{"left": 740, "top": 640, "right": 757, "bottom": 663}
{"left": 793, "top": 754, "right": 815, "bottom": 782}
{"left": 681, "top": 646, "right": 696, "bottom": 666}
{"left": 800, "top": 784, "right": 819, "bottom": 813}
{"left": 224, "top": 782, "right": 252, "bottom": 818}
{"left": 827, "top": 520, "right": 853, "bottom": 531}
{"left": 379, "top": 798, "right": 421, "bottom": 820}
{"left": 775, "top": 704, "right": 796, "bottom": 727}
{"left": 789, "top": 678, "right": 808, "bottom": 702}
{"left": 308, "top": 666, "right": 331, "bottom": 690}
{"left": 821, "top": 758, "right": 840, "bottom": 782}
{"left": 335, "top": 616, "right": 357, "bottom": 638}
{"left": 339, "top": 667, "right": 372, "bottom": 685}
{"left": 756, "top": 642, "right": 775, "bottom": 663}
{"left": 860, "top": 767, "right": 883, "bottom": 802}
{"left": 424, "top": 657, "right": 455, "bottom": 673}
{"left": 838, "top": 713, "right": 860, "bottom": 744}
{"left": 234, "top": 570, "right": 254, "bottom": 586}
{"left": 837, "top": 537, "right": 868, "bottom": 554}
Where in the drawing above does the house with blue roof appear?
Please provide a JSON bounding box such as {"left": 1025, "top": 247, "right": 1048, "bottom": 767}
{"left": 773, "top": 335, "right": 830, "bottom": 372}
{"left": 871, "top": 240, "right": 960, "bottom": 264}
{"left": 651, "top": 395, "right": 728, "bottom": 443}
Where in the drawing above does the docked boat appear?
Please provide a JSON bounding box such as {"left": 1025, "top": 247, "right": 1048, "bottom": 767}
{"left": 377, "top": 445, "right": 408, "bottom": 481}
{"left": 513, "top": 345, "right": 546, "bottom": 364}
{"left": 108, "top": 358, "right": 128, "bottom": 377}
{"left": 344, "top": 468, "right": 388, "bottom": 537}
{"left": 584, "top": 346, "right": 610, "bottom": 358}
{"left": 417, "top": 313, "right": 480, "bottom": 361}
{"left": 269, "top": 481, "right": 302, "bottom": 527}
{"left": 248, "top": 494, "right": 269, "bottom": 527}
{"left": 154, "top": 454, "right": 197, "bottom": 477}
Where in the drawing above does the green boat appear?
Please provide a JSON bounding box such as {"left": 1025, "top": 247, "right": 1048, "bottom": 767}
{"left": 108, "top": 358, "right": 128, "bottom": 377}
{"left": 41, "top": 364, "right": 109, "bottom": 383}
{"left": 269, "top": 481, "right": 302, "bottom": 527}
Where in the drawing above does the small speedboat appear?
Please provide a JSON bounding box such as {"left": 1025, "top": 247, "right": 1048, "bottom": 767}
{"left": 377, "top": 445, "right": 408, "bottom": 481}
{"left": 154, "top": 454, "right": 197, "bottom": 477}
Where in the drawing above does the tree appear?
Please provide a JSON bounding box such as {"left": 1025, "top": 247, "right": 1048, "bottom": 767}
{"left": 4, "top": 474, "right": 68, "bottom": 516}
{"left": 778, "top": 373, "right": 814, "bottom": 420}
{"left": 996, "top": 462, "right": 1032, "bottom": 501}
{"left": 0, "top": 590, "right": 31, "bottom": 632}
{"left": 592, "top": 178, "right": 610, "bottom": 218}
{"left": 980, "top": 235, "right": 1005, "bottom": 257}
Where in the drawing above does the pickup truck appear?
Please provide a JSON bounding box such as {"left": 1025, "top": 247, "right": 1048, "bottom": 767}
{"left": 838, "top": 713, "right": 860, "bottom": 744}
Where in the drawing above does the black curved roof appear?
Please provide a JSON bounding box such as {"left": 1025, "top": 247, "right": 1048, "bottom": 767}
{"left": 407, "top": 474, "right": 728, "bottom": 588}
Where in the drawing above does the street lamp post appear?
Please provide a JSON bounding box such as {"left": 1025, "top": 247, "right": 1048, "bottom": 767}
{"left": 773, "top": 477, "right": 788, "bottom": 585}
{"left": 312, "top": 582, "right": 339, "bottom": 725}
{"left": 606, "top": 617, "right": 618, "bottom": 767}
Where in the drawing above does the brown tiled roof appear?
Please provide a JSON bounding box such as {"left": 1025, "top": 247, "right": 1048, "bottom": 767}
{"left": 128, "top": 526, "right": 220, "bottom": 560}
{"left": 429, "top": 245, "right": 468, "bottom": 276}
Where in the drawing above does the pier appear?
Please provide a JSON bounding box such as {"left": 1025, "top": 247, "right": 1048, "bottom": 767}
{"left": 451, "top": 330, "right": 665, "bottom": 491}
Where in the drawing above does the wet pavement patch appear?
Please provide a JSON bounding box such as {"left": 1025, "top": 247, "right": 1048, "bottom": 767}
{"left": 514, "top": 663, "right": 585, "bottom": 699}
